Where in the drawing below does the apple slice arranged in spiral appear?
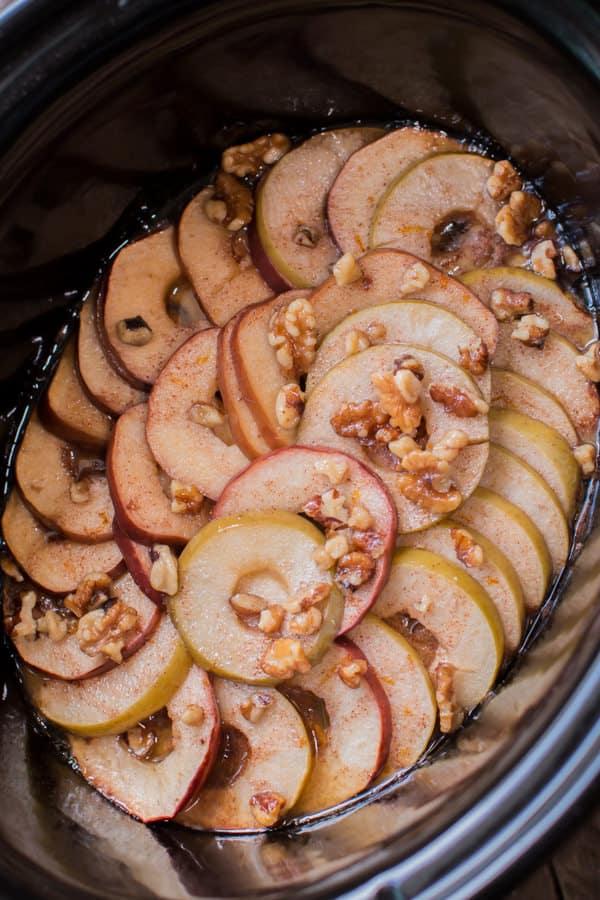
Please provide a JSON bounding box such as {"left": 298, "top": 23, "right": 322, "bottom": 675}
{"left": 491, "top": 368, "right": 578, "bottom": 447}
{"left": 69, "top": 665, "right": 220, "bottom": 823}
{"left": 16, "top": 411, "right": 113, "bottom": 543}
{"left": 107, "top": 403, "right": 209, "bottom": 545}
{"left": 328, "top": 126, "right": 461, "bottom": 257}
{"left": 178, "top": 678, "right": 311, "bottom": 830}
{"left": 2, "top": 491, "right": 122, "bottom": 594}
{"left": 112, "top": 521, "right": 165, "bottom": 607}
{"left": 213, "top": 446, "right": 397, "bottom": 633}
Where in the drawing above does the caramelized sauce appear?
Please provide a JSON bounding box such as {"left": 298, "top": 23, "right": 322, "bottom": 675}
{"left": 385, "top": 612, "right": 439, "bottom": 670}
{"left": 281, "top": 686, "right": 330, "bottom": 755}
{"left": 205, "top": 724, "right": 250, "bottom": 789}
{"left": 122, "top": 707, "right": 174, "bottom": 763}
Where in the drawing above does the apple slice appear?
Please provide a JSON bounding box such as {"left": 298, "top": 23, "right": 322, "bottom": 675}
{"left": 2, "top": 491, "right": 122, "bottom": 594}
{"left": 78, "top": 292, "right": 146, "bottom": 416}
{"left": 310, "top": 249, "right": 498, "bottom": 354}
{"left": 112, "top": 521, "right": 164, "bottom": 607}
{"left": 41, "top": 338, "right": 112, "bottom": 449}
{"left": 284, "top": 638, "right": 391, "bottom": 814}
{"left": 9, "top": 572, "right": 160, "bottom": 681}
{"left": 107, "top": 403, "right": 209, "bottom": 546}
{"left": 491, "top": 368, "right": 578, "bottom": 447}
{"left": 373, "top": 547, "right": 504, "bottom": 728}
{"left": 22, "top": 612, "right": 190, "bottom": 736}
{"left": 178, "top": 677, "right": 311, "bottom": 830}
{"left": 16, "top": 411, "right": 113, "bottom": 543}
{"left": 370, "top": 152, "right": 504, "bottom": 273}
{"left": 298, "top": 343, "right": 489, "bottom": 533}
{"left": 172, "top": 512, "right": 343, "bottom": 684}
{"left": 462, "top": 266, "right": 593, "bottom": 347}
{"left": 480, "top": 444, "right": 568, "bottom": 574}
{"left": 328, "top": 126, "right": 461, "bottom": 257}
{"left": 178, "top": 187, "right": 272, "bottom": 326}
{"left": 69, "top": 665, "right": 220, "bottom": 823}
{"left": 398, "top": 521, "right": 525, "bottom": 656}
{"left": 146, "top": 328, "right": 249, "bottom": 500}
{"left": 454, "top": 486, "right": 551, "bottom": 611}
{"left": 254, "top": 127, "right": 383, "bottom": 288}
{"left": 100, "top": 227, "right": 208, "bottom": 388}
{"left": 489, "top": 407, "right": 580, "bottom": 517}
{"left": 348, "top": 614, "right": 436, "bottom": 775}
{"left": 493, "top": 325, "right": 599, "bottom": 442}
{"left": 306, "top": 300, "right": 491, "bottom": 399}
{"left": 213, "top": 446, "right": 397, "bottom": 633}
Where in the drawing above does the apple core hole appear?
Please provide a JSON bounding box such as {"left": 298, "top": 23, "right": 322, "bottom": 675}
{"left": 122, "top": 707, "right": 174, "bottom": 763}
{"left": 430, "top": 210, "right": 505, "bottom": 273}
{"left": 166, "top": 278, "right": 205, "bottom": 327}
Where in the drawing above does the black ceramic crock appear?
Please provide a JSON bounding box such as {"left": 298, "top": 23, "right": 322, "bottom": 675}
{"left": 0, "top": 1, "right": 599, "bottom": 897}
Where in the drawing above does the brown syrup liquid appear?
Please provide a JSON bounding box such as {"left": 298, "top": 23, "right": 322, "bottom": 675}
{"left": 204, "top": 724, "right": 250, "bottom": 789}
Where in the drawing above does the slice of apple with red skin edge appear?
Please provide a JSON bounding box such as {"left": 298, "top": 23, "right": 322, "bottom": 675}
{"left": 213, "top": 446, "right": 397, "bottom": 634}
{"left": 107, "top": 403, "right": 209, "bottom": 546}
{"left": 69, "top": 665, "right": 220, "bottom": 823}
{"left": 247, "top": 220, "right": 292, "bottom": 293}
{"left": 491, "top": 368, "right": 579, "bottom": 448}
{"left": 461, "top": 266, "right": 594, "bottom": 348}
{"left": 253, "top": 127, "right": 384, "bottom": 289}
{"left": 112, "top": 520, "right": 165, "bottom": 607}
{"left": 9, "top": 571, "right": 161, "bottom": 681}
{"left": 15, "top": 410, "right": 113, "bottom": 543}
{"left": 327, "top": 126, "right": 462, "bottom": 257}
{"left": 2, "top": 490, "right": 123, "bottom": 595}
{"left": 178, "top": 187, "right": 273, "bottom": 326}
{"left": 146, "top": 327, "right": 250, "bottom": 501}
{"left": 283, "top": 638, "right": 391, "bottom": 815}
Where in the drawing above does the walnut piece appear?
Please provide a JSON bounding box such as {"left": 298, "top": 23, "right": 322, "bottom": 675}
{"left": 314, "top": 456, "right": 348, "bottom": 485}
{"left": 333, "top": 252, "right": 362, "bottom": 286}
{"left": 116, "top": 316, "right": 153, "bottom": 346}
{"left": 388, "top": 435, "right": 420, "bottom": 460}
{"left": 489, "top": 288, "right": 534, "bottom": 322}
{"left": 170, "top": 481, "right": 204, "bottom": 515}
{"left": 0, "top": 556, "right": 23, "bottom": 582}
{"left": 432, "top": 429, "right": 469, "bottom": 462}
{"left": 573, "top": 443, "right": 596, "bottom": 476}
{"left": 402, "top": 449, "right": 449, "bottom": 476}
{"left": 347, "top": 503, "right": 373, "bottom": 530}
{"left": 530, "top": 239, "right": 558, "bottom": 279}
{"left": 240, "top": 693, "right": 273, "bottom": 724}
{"left": 261, "top": 638, "right": 311, "bottom": 678}
{"left": 275, "top": 383, "right": 305, "bottom": 430}
{"left": 458, "top": 341, "right": 489, "bottom": 376}
{"left": 64, "top": 572, "right": 113, "bottom": 618}
{"left": 372, "top": 372, "right": 423, "bottom": 433}
{"left": 486, "top": 160, "right": 522, "bottom": 201}
{"left": 250, "top": 790, "right": 286, "bottom": 827}
{"left": 69, "top": 480, "right": 90, "bottom": 504}
{"left": 283, "top": 582, "right": 330, "bottom": 614}
{"left": 189, "top": 401, "right": 226, "bottom": 428}
{"left": 429, "top": 383, "right": 489, "bottom": 417}
{"left": 303, "top": 488, "right": 349, "bottom": 528}
{"left": 511, "top": 313, "right": 550, "bottom": 348}
{"left": 399, "top": 261, "right": 430, "bottom": 294}
{"left": 330, "top": 399, "right": 390, "bottom": 440}
{"left": 149, "top": 544, "right": 178, "bottom": 596}
{"left": 335, "top": 551, "right": 375, "bottom": 589}
{"left": 13, "top": 591, "right": 38, "bottom": 640}
{"left": 337, "top": 656, "right": 368, "bottom": 688}
{"left": 181, "top": 704, "right": 205, "bottom": 726}
{"left": 495, "top": 190, "right": 542, "bottom": 246}
{"left": 37, "top": 609, "right": 68, "bottom": 642}
{"left": 351, "top": 528, "right": 385, "bottom": 559}
{"left": 576, "top": 342, "right": 600, "bottom": 382}
{"left": 222, "top": 133, "right": 290, "bottom": 177}
{"left": 258, "top": 605, "right": 285, "bottom": 635}
{"left": 288, "top": 606, "right": 323, "bottom": 636}
{"left": 77, "top": 600, "right": 139, "bottom": 663}
{"left": 323, "top": 533, "right": 349, "bottom": 561}
{"left": 344, "top": 328, "right": 371, "bottom": 356}
{"left": 450, "top": 527, "right": 484, "bottom": 567}
{"left": 561, "top": 244, "right": 582, "bottom": 272}
{"left": 213, "top": 171, "right": 253, "bottom": 232}
{"left": 268, "top": 297, "right": 317, "bottom": 378}
{"left": 397, "top": 473, "right": 463, "bottom": 514}
{"left": 435, "top": 663, "right": 464, "bottom": 734}
{"left": 230, "top": 592, "right": 268, "bottom": 618}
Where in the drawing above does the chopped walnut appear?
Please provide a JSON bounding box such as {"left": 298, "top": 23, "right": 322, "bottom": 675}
{"left": 335, "top": 551, "right": 375, "bottom": 589}
{"left": 450, "top": 527, "right": 484, "bottom": 567}
{"left": 435, "top": 663, "right": 464, "bottom": 734}
{"left": 261, "top": 638, "right": 311, "bottom": 678}
{"left": 561, "top": 244, "right": 582, "bottom": 272}
{"left": 333, "top": 252, "right": 362, "bottom": 286}
{"left": 429, "top": 383, "right": 489, "bottom": 417}
{"left": 312, "top": 547, "right": 334, "bottom": 570}
{"left": 394, "top": 368, "right": 423, "bottom": 404}
{"left": 486, "top": 160, "right": 522, "bottom": 201}
{"left": 258, "top": 605, "right": 286, "bottom": 635}
{"left": 399, "top": 261, "right": 430, "bottom": 294}
{"left": 288, "top": 606, "right": 323, "bottom": 636}
{"left": 533, "top": 219, "right": 557, "bottom": 240}
{"left": 13, "top": 591, "right": 38, "bottom": 640}
{"left": 351, "top": 529, "right": 385, "bottom": 559}
{"left": 213, "top": 171, "right": 253, "bottom": 232}
{"left": 170, "top": 481, "right": 204, "bottom": 515}
{"left": 489, "top": 288, "right": 534, "bottom": 322}
{"left": 344, "top": 328, "right": 371, "bottom": 356}
{"left": 250, "top": 790, "right": 286, "bottom": 827}
{"left": 573, "top": 443, "right": 596, "bottom": 476}
{"left": 432, "top": 429, "right": 469, "bottom": 462}
{"left": 268, "top": 297, "right": 317, "bottom": 378}
{"left": 511, "top": 313, "right": 550, "bottom": 348}
{"left": 303, "top": 488, "right": 349, "bottom": 529}
{"left": 397, "top": 473, "right": 463, "bottom": 514}
{"left": 116, "top": 316, "right": 153, "bottom": 346}
{"left": 189, "top": 401, "right": 226, "bottom": 428}
{"left": 394, "top": 355, "right": 425, "bottom": 379}
{"left": 324, "top": 532, "right": 350, "bottom": 561}
{"left": 372, "top": 372, "right": 423, "bottom": 434}
{"left": 149, "top": 545, "right": 178, "bottom": 596}
{"left": 283, "top": 582, "right": 331, "bottom": 614}
{"left": 64, "top": 573, "right": 113, "bottom": 618}
{"left": 37, "top": 609, "right": 68, "bottom": 642}
{"left": 69, "top": 480, "right": 90, "bottom": 504}
{"left": 240, "top": 692, "right": 273, "bottom": 724}
{"left": 181, "top": 705, "right": 205, "bottom": 726}
{"left": 402, "top": 448, "right": 449, "bottom": 476}
{"left": 204, "top": 197, "right": 227, "bottom": 225}
{"left": 347, "top": 503, "right": 373, "bottom": 530}
{"left": 388, "top": 435, "right": 420, "bottom": 460}
{"left": 221, "top": 133, "right": 290, "bottom": 177}
{"left": 314, "top": 456, "right": 348, "bottom": 485}
{"left": 0, "top": 556, "right": 23, "bottom": 582}
{"left": 337, "top": 656, "right": 368, "bottom": 688}
{"left": 230, "top": 592, "right": 268, "bottom": 618}
{"left": 77, "top": 600, "right": 139, "bottom": 663}
{"left": 530, "top": 239, "right": 558, "bottom": 279}
{"left": 275, "top": 383, "right": 305, "bottom": 430}
{"left": 495, "top": 190, "right": 542, "bottom": 246}
{"left": 330, "top": 399, "right": 389, "bottom": 441}
{"left": 576, "top": 342, "right": 600, "bottom": 382}
{"left": 458, "top": 341, "right": 489, "bottom": 376}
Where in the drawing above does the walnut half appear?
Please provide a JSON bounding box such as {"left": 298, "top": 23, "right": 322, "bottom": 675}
{"left": 77, "top": 600, "right": 139, "bottom": 663}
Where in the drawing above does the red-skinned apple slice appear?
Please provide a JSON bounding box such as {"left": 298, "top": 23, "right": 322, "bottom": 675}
{"left": 348, "top": 614, "right": 436, "bottom": 775}
{"left": 178, "top": 187, "right": 272, "bottom": 326}
{"left": 213, "top": 446, "right": 397, "bottom": 634}
{"left": 179, "top": 677, "right": 312, "bottom": 830}
{"left": 146, "top": 328, "right": 249, "bottom": 500}
{"left": 69, "top": 665, "right": 220, "bottom": 823}
{"left": 101, "top": 227, "right": 208, "bottom": 388}
{"left": 254, "top": 127, "right": 383, "bottom": 288}
{"left": 283, "top": 638, "right": 391, "bottom": 814}
{"left": 112, "top": 521, "right": 164, "bottom": 607}
{"left": 328, "top": 126, "right": 461, "bottom": 257}
{"left": 10, "top": 572, "right": 160, "bottom": 681}
{"left": 107, "top": 403, "right": 209, "bottom": 546}
{"left": 16, "top": 411, "right": 113, "bottom": 543}
{"left": 491, "top": 368, "right": 578, "bottom": 447}
{"left": 2, "top": 491, "right": 122, "bottom": 594}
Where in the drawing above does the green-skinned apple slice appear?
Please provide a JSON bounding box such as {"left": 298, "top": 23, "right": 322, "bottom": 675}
{"left": 9, "top": 572, "right": 160, "bottom": 681}
{"left": 112, "top": 521, "right": 164, "bottom": 607}
{"left": 373, "top": 547, "right": 504, "bottom": 729}
{"left": 349, "top": 614, "right": 436, "bottom": 775}
{"left": 213, "top": 446, "right": 397, "bottom": 634}
{"left": 2, "top": 491, "right": 122, "bottom": 594}
{"left": 40, "top": 338, "right": 112, "bottom": 449}
{"left": 306, "top": 300, "right": 491, "bottom": 399}
{"left": 178, "top": 678, "right": 311, "bottom": 830}
{"left": 310, "top": 249, "right": 498, "bottom": 353}
{"left": 22, "top": 612, "right": 190, "bottom": 736}
{"left": 298, "top": 343, "right": 489, "bottom": 533}
{"left": 328, "top": 126, "right": 461, "bottom": 257}
{"left": 454, "top": 486, "right": 551, "bottom": 611}
{"left": 480, "top": 443, "right": 568, "bottom": 574}
{"left": 16, "top": 411, "right": 113, "bottom": 543}
{"left": 107, "top": 403, "right": 209, "bottom": 546}
{"left": 284, "top": 638, "right": 391, "bottom": 814}
{"left": 489, "top": 407, "right": 580, "bottom": 517}
{"left": 254, "top": 127, "right": 383, "bottom": 288}
{"left": 370, "top": 152, "right": 506, "bottom": 273}
{"left": 178, "top": 187, "right": 272, "bottom": 326}
{"left": 493, "top": 325, "right": 599, "bottom": 442}
{"left": 100, "top": 227, "right": 208, "bottom": 388}
{"left": 172, "top": 512, "right": 343, "bottom": 685}
{"left": 78, "top": 291, "right": 146, "bottom": 416}
{"left": 69, "top": 665, "right": 220, "bottom": 823}
{"left": 491, "top": 368, "right": 578, "bottom": 447}
{"left": 398, "top": 521, "right": 524, "bottom": 656}
{"left": 146, "top": 328, "right": 249, "bottom": 500}
{"left": 461, "top": 266, "right": 593, "bottom": 347}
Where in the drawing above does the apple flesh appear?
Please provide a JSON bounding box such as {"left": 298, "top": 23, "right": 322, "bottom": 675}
{"left": 491, "top": 368, "right": 578, "bottom": 448}
{"left": 112, "top": 521, "right": 164, "bottom": 607}
{"left": 69, "top": 665, "right": 220, "bottom": 823}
